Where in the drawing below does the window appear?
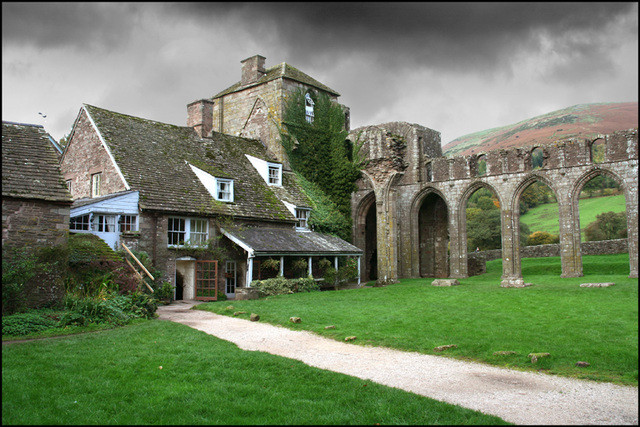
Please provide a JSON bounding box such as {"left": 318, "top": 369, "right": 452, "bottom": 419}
{"left": 70, "top": 214, "right": 91, "bottom": 231}
{"left": 296, "top": 208, "right": 310, "bottom": 230}
{"left": 66, "top": 180, "right": 72, "bottom": 192}
{"left": 91, "top": 173, "right": 102, "bottom": 197}
{"left": 168, "top": 217, "right": 209, "bottom": 247}
{"left": 119, "top": 215, "right": 138, "bottom": 232}
{"left": 216, "top": 178, "right": 233, "bottom": 202}
{"left": 93, "top": 215, "right": 116, "bottom": 232}
{"left": 305, "top": 93, "right": 314, "bottom": 124}
{"left": 189, "top": 219, "right": 208, "bottom": 245}
{"left": 268, "top": 163, "right": 282, "bottom": 186}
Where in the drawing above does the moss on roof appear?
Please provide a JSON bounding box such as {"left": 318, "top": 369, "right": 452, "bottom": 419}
{"left": 213, "top": 62, "right": 340, "bottom": 99}
{"left": 2, "top": 121, "right": 72, "bottom": 203}
{"left": 83, "top": 104, "right": 309, "bottom": 222}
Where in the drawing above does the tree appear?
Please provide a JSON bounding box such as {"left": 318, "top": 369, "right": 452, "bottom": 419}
{"left": 585, "top": 211, "right": 627, "bottom": 241}
{"left": 528, "top": 231, "right": 560, "bottom": 246}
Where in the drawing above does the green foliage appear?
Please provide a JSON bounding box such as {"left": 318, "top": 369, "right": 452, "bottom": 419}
{"left": 323, "top": 258, "right": 360, "bottom": 289}
{"left": 527, "top": 231, "right": 560, "bottom": 246}
{"left": 155, "top": 282, "right": 174, "bottom": 302}
{"left": 295, "top": 173, "right": 352, "bottom": 240}
{"left": 2, "top": 247, "right": 37, "bottom": 314}
{"left": 291, "top": 257, "right": 309, "bottom": 277}
{"left": 251, "top": 276, "right": 319, "bottom": 297}
{"left": 280, "top": 88, "right": 362, "bottom": 240}
{"left": 61, "top": 291, "right": 158, "bottom": 327}
{"left": 585, "top": 211, "right": 628, "bottom": 241}
{"left": 520, "top": 181, "right": 554, "bottom": 214}
{"left": 261, "top": 258, "right": 281, "bottom": 272}
{"left": 581, "top": 174, "right": 620, "bottom": 199}
{"left": 2, "top": 310, "right": 58, "bottom": 336}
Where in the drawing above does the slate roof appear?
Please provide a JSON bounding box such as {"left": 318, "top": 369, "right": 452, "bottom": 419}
{"left": 80, "top": 104, "right": 310, "bottom": 221}
{"left": 213, "top": 62, "right": 340, "bottom": 99}
{"left": 222, "top": 227, "right": 363, "bottom": 256}
{"left": 2, "top": 121, "right": 72, "bottom": 203}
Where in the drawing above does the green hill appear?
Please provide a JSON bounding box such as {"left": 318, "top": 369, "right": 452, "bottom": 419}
{"left": 520, "top": 194, "right": 626, "bottom": 240}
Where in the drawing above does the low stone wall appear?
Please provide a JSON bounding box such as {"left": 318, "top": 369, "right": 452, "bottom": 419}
{"left": 467, "top": 239, "right": 629, "bottom": 273}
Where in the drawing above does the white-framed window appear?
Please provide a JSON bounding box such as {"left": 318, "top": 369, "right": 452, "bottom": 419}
{"left": 296, "top": 208, "right": 311, "bottom": 230}
{"left": 216, "top": 178, "right": 234, "bottom": 202}
{"left": 305, "top": 92, "right": 315, "bottom": 124}
{"left": 91, "top": 173, "right": 102, "bottom": 197}
{"left": 119, "top": 215, "right": 138, "bottom": 232}
{"left": 168, "top": 217, "right": 209, "bottom": 247}
{"left": 66, "top": 180, "right": 72, "bottom": 192}
{"left": 268, "top": 163, "right": 282, "bottom": 186}
{"left": 70, "top": 214, "right": 91, "bottom": 231}
{"left": 93, "top": 214, "right": 116, "bottom": 232}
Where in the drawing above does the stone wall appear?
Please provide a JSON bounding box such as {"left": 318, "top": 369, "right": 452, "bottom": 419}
{"left": 2, "top": 197, "right": 70, "bottom": 311}
{"left": 352, "top": 125, "right": 638, "bottom": 283}
{"left": 62, "top": 109, "right": 127, "bottom": 199}
{"left": 472, "top": 239, "right": 629, "bottom": 263}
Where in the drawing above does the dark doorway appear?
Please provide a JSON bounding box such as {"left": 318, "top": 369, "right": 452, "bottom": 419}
{"left": 175, "top": 270, "right": 184, "bottom": 300}
{"left": 418, "top": 193, "right": 449, "bottom": 277}
{"left": 365, "top": 203, "right": 377, "bottom": 281}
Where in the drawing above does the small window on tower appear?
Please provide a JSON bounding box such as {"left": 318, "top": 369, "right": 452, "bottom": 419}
{"left": 305, "top": 93, "right": 315, "bottom": 124}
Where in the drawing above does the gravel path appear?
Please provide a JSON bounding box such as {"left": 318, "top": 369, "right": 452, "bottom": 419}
{"left": 157, "top": 300, "right": 638, "bottom": 425}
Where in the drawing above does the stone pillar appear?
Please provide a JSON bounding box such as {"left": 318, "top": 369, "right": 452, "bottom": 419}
{"left": 500, "top": 207, "right": 525, "bottom": 287}
{"left": 557, "top": 193, "right": 583, "bottom": 278}
{"left": 625, "top": 183, "right": 639, "bottom": 278}
{"left": 449, "top": 199, "right": 467, "bottom": 278}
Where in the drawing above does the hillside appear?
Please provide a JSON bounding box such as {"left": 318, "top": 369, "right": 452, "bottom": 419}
{"left": 442, "top": 102, "right": 638, "bottom": 157}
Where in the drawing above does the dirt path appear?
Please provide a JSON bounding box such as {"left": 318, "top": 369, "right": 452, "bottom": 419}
{"left": 157, "top": 300, "right": 638, "bottom": 425}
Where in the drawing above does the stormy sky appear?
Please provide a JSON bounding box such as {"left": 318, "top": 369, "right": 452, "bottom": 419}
{"left": 2, "top": 2, "right": 638, "bottom": 145}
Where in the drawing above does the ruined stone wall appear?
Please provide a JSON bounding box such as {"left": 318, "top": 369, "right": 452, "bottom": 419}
{"left": 477, "top": 239, "right": 629, "bottom": 262}
{"left": 61, "top": 110, "right": 127, "bottom": 199}
{"left": 352, "top": 125, "right": 638, "bottom": 284}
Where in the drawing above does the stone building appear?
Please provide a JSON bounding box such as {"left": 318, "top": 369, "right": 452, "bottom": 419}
{"left": 350, "top": 122, "right": 638, "bottom": 285}
{"left": 2, "top": 121, "right": 73, "bottom": 309}
{"left": 188, "top": 54, "right": 350, "bottom": 164}
{"left": 60, "top": 104, "right": 361, "bottom": 300}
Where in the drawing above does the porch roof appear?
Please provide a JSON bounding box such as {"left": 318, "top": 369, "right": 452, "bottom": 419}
{"left": 221, "top": 227, "right": 363, "bottom": 257}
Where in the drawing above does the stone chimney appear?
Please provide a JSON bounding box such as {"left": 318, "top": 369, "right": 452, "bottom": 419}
{"left": 187, "top": 99, "right": 214, "bottom": 137}
{"left": 241, "top": 55, "right": 266, "bottom": 86}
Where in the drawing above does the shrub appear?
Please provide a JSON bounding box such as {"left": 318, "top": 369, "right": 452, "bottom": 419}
{"left": 2, "top": 311, "right": 58, "bottom": 336}
{"left": 527, "top": 231, "right": 560, "bottom": 246}
{"left": 585, "top": 211, "right": 627, "bottom": 242}
{"left": 251, "top": 276, "right": 319, "bottom": 297}
{"left": 2, "top": 247, "right": 37, "bottom": 315}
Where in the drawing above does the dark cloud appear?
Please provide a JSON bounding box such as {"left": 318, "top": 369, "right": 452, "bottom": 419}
{"left": 167, "top": 2, "right": 637, "bottom": 72}
{"left": 2, "top": 2, "right": 142, "bottom": 52}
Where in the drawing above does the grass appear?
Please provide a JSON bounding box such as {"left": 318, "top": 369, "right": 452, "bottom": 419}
{"left": 2, "top": 320, "right": 509, "bottom": 425}
{"left": 520, "top": 194, "right": 626, "bottom": 238}
{"left": 199, "top": 254, "right": 638, "bottom": 386}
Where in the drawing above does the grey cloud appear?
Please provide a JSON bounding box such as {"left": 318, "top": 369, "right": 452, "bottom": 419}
{"left": 2, "top": 2, "right": 142, "bottom": 52}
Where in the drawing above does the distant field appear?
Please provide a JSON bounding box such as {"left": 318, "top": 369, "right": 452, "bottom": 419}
{"left": 521, "top": 194, "right": 626, "bottom": 238}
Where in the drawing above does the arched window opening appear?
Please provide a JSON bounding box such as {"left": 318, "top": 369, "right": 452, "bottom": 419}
{"left": 477, "top": 155, "right": 487, "bottom": 176}
{"left": 520, "top": 181, "right": 558, "bottom": 246}
{"left": 579, "top": 173, "right": 625, "bottom": 242}
{"left": 531, "top": 147, "right": 544, "bottom": 170}
{"left": 590, "top": 139, "right": 605, "bottom": 164}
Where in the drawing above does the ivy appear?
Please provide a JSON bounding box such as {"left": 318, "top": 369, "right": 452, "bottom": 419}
{"left": 280, "top": 88, "right": 363, "bottom": 240}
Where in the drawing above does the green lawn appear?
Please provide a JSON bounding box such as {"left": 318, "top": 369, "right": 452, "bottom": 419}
{"left": 2, "top": 320, "right": 508, "bottom": 425}
{"left": 521, "top": 194, "right": 626, "bottom": 238}
{"left": 200, "top": 254, "right": 638, "bottom": 386}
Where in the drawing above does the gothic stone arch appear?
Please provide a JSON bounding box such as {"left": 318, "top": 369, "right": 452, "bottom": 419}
{"left": 350, "top": 124, "right": 638, "bottom": 284}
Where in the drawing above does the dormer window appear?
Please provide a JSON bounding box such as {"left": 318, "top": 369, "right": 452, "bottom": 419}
{"left": 305, "top": 93, "right": 314, "bottom": 124}
{"left": 216, "top": 178, "right": 234, "bottom": 202}
{"left": 268, "top": 163, "right": 282, "bottom": 186}
{"left": 188, "top": 163, "right": 234, "bottom": 203}
{"left": 296, "top": 208, "right": 311, "bottom": 230}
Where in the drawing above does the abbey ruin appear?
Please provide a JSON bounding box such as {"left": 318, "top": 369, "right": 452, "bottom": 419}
{"left": 349, "top": 122, "right": 638, "bottom": 286}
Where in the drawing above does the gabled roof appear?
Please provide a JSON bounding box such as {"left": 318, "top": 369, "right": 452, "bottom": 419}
{"left": 81, "top": 104, "right": 309, "bottom": 221}
{"left": 2, "top": 121, "right": 72, "bottom": 203}
{"left": 213, "top": 62, "right": 340, "bottom": 99}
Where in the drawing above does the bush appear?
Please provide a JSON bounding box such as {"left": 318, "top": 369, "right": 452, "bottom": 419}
{"left": 2, "top": 311, "right": 58, "bottom": 336}
{"left": 585, "top": 211, "right": 627, "bottom": 242}
{"left": 527, "top": 231, "right": 560, "bottom": 246}
{"left": 251, "top": 276, "right": 319, "bottom": 297}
